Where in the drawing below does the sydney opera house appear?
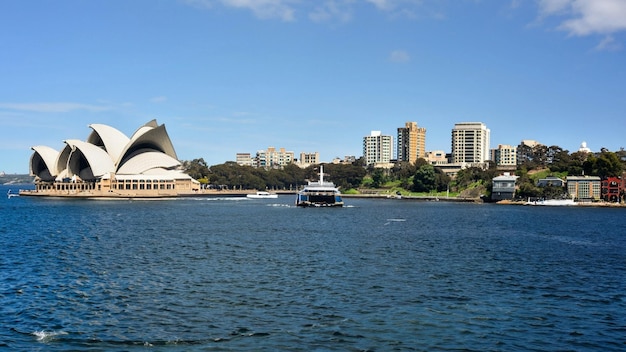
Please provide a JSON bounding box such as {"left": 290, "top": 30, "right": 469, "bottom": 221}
{"left": 20, "top": 120, "right": 200, "bottom": 198}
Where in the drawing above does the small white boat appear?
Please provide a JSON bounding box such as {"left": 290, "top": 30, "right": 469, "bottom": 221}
{"left": 246, "top": 191, "right": 278, "bottom": 199}
{"left": 525, "top": 196, "right": 577, "bottom": 206}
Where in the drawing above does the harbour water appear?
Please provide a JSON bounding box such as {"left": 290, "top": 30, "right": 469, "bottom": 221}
{"left": 1, "top": 185, "right": 625, "bottom": 351}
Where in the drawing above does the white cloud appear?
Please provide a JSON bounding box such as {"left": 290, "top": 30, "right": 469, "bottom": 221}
{"left": 220, "top": 0, "right": 296, "bottom": 21}
{"left": 150, "top": 96, "right": 168, "bottom": 103}
{"left": 364, "top": 0, "right": 430, "bottom": 13}
{"left": 366, "top": 0, "right": 394, "bottom": 11}
{"left": 389, "top": 50, "right": 410, "bottom": 63}
{"left": 181, "top": 0, "right": 295, "bottom": 21}
{"left": 0, "top": 102, "right": 111, "bottom": 113}
{"left": 595, "top": 35, "right": 622, "bottom": 51}
{"left": 509, "top": 0, "right": 522, "bottom": 10}
{"left": 309, "top": 0, "right": 354, "bottom": 23}
{"left": 184, "top": 0, "right": 441, "bottom": 22}
{"left": 181, "top": 0, "right": 214, "bottom": 10}
{"left": 537, "top": 0, "right": 571, "bottom": 16}
{"left": 538, "top": 0, "right": 626, "bottom": 36}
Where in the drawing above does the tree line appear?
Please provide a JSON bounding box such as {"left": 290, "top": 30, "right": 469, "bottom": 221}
{"left": 182, "top": 146, "right": 625, "bottom": 197}
{"left": 514, "top": 146, "right": 625, "bottom": 199}
{"left": 182, "top": 159, "right": 366, "bottom": 191}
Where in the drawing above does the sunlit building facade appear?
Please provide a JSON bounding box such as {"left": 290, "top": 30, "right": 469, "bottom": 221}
{"left": 492, "top": 144, "right": 517, "bottom": 167}
{"left": 363, "top": 131, "right": 393, "bottom": 167}
{"left": 255, "top": 147, "right": 295, "bottom": 169}
{"left": 451, "top": 122, "right": 491, "bottom": 164}
{"left": 397, "top": 121, "right": 426, "bottom": 164}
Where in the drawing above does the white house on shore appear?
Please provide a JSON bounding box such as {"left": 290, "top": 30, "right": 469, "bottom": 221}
{"left": 492, "top": 173, "right": 519, "bottom": 201}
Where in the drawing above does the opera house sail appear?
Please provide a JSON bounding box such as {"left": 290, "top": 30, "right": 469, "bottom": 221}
{"left": 20, "top": 120, "right": 200, "bottom": 198}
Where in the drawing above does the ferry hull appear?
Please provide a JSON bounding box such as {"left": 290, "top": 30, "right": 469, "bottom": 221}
{"left": 296, "top": 193, "right": 343, "bottom": 207}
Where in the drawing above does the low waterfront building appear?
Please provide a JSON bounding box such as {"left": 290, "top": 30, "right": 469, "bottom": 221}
{"left": 492, "top": 172, "right": 518, "bottom": 201}
{"left": 21, "top": 120, "right": 199, "bottom": 198}
{"left": 566, "top": 176, "right": 601, "bottom": 201}
{"left": 537, "top": 176, "right": 565, "bottom": 188}
{"left": 601, "top": 177, "right": 622, "bottom": 202}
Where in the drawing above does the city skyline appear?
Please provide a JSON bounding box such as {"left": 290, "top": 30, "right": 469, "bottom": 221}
{"left": 2, "top": 1, "right": 626, "bottom": 173}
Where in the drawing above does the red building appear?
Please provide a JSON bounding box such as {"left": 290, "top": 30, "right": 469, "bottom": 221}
{"left": 601, "top": 177, "right": 622, "bottom": 202}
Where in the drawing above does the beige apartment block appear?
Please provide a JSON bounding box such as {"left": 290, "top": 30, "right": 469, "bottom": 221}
{"left": 397, "top": 121, "right": 426, "bottom": 164}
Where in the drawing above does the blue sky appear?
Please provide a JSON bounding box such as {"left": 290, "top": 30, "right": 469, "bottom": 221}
{"left": 1, "top": 0, "right": 625, "bottom": 174}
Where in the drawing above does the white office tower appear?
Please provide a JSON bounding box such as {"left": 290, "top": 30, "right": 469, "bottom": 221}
{"left": 451, "top": 122, "right": 491, "bottom": 163}
{"left": 363, "top": 131, "right": 393, "bottom": 166}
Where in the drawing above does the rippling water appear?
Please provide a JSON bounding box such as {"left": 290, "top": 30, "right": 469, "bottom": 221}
{"left": 1, "top": 185, "right": 625, "bottom": 351}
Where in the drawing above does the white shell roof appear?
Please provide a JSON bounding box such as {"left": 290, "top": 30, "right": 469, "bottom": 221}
{"left": 116, "top": 151, "right": 181, "bottom": 175}
{"left": 64, "top": 139, "right": 116, "bottom": 178}
{"left": 30, "top": 145, "right": 60, "bottom": 180}
{"left": 87, "top": 123, "right": 130, "bottom": 162}
{"left": 28, "top": 120, "right": 188, "bottom": 182}
{"left": 116, "top": 122, "right": 178, "bottom": 167}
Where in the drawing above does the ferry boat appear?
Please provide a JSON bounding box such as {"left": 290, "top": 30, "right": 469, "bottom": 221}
{"left": 295, "top": 166, "right": 343, "bottom": 207}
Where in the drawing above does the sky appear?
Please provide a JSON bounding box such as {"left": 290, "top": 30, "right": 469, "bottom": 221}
{"left": 1, "top": 0, "right": 625, "bottom": 174}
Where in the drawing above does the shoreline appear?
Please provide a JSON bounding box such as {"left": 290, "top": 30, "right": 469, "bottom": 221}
{"left": 342, "top": 193, "right": 481, "bottom": 202}
{"left": 497, "top": 199, "right": 626, "bottom": 207}
{"left": 13, "top": 187, "right": 626, "bottom": 207}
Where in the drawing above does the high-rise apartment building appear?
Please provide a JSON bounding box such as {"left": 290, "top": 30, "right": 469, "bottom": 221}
{"left": 363, "top": 131, "right": 393, "bottom": 166}
{"left": 299, "top": 152, "right": 319, "bottom": 167}
{"left": 255, "top": 147, "right": 295, "bottom": 168}
{"left": 492, "top": 144, "right": 517, "bottom": 166}
{"left": 397, "top": 122, "right": 427, "bottom": 164}
{"left": 451, "top": 122, "right": 491, "bottom": 163}
{"left": 236, "top": 153, "right": 253, "bottom": 167}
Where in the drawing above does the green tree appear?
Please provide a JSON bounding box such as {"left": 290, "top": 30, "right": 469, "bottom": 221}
{"left": 541, "top": 185, "right": 567, "bottom": 199}
{"left": 533, "top": 144, "right": 549, "bottom": 167}
{"left": 568, "top": 151, "right": 589, "bottom": 175}
{"left": 516, "top": 182, "right": 542, "bottom": 199}
{"left": 390, "top": 161, "right": 417, "bottom": 181}
{"left": 517, "top": 143, "right": 534, "bottom": 166}
{"left": 371, "top": 168, "right": 387, "bottom": 188}
{"left": 322, "top": 163, "right": 366, "bottom": 190}
{"left": 182, "top": 158, "right": 210, "bottom": 180}
{"left": 584, "top": 151, "right": 624, "bottom": 178}
{"left": 434, "top": 167, "right": 452, "bottom": 192}
{"left": 549, "top": 148, "right": 572, "bottom": 173}
{"left": 412, "top": 164, "right": 436, "bottom": 192}
{"left": 280, "top": 164, "right": 306, "bottom": 190}
{"left": 455, "top": 166, "right": 485, "bottom": 189}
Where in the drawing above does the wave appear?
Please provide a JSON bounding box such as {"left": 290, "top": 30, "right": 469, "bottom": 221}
{"left": 32, "top": 330, "right": 68, "bottom": 342}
